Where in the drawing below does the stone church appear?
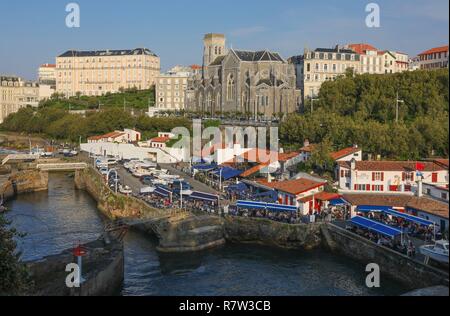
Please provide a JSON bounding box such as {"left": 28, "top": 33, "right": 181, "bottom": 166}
{"left": 186, "top": 34, "right": 301, "bottom": 118}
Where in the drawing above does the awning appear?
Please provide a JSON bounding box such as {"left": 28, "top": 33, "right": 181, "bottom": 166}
{"left": 154, "top": 186, "right": 172, "bottom": 198}
{"left": 253, "top": 190, "right": 278, "bottom": 202}
{"left": 329, "top": 198, "right": 348, "bottom": 206}
{"left": 189, "top": 191, "right": 219, "bottom": 202}
{"left": 237, "top": 200, "right": 297, "bottom": 213}
{"left": 357, "top": 205, "right": 393, "bottom": 213}
{"left": 384, "top": 209, "right": 435, "bottom": 227}
{"left": 213, "top": 167, "right": 243, "bottom": 180}
{"left": 140, "top": 186, "right": 156, "bottom": 194}
{"left": 193, "top": 163, "right": 217, "bottom": 171}
{"left": 227, "top": 182, "right": 249, "bottom": 192}
{"left": 351, "top": 216, "right": 402, "bottom": 238}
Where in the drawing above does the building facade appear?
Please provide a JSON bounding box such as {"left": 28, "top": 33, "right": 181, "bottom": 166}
{"left": 0, "top": 76, "right": 40, "bottom": 123}
{"left": 188, "top": 34, "right": 300, "bottom": 118}
{"left": 289, "top": 46, "right": 361, "bottom": 100}
{"left": 155, "top": 66, "right": 195, "bottom": 110}
{"left": 416, "top": 45, "right": 449, "bottom": 70}
{"left": 56, "top": 48, "right": 160, "bottom": 97}
{"left": 337, "top": 160, "right": 449, "bottom": 194}
{"left": 38, "top": 64, "right": 56, "bottom": 85}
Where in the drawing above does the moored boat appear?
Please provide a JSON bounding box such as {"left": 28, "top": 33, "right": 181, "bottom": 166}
{"left": 420, "top": 240, "right": 449, "bottom": 264}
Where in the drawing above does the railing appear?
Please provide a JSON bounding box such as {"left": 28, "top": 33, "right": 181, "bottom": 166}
{"left": 36, "top": 163, "right": 88, "bottom": 171}
{"left": 2, "top": 154, "right": 39, "bottom": 166}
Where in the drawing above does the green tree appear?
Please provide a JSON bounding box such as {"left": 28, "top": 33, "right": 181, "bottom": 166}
{"left": 0, "top": 214, "right": 31, "bottom": 295}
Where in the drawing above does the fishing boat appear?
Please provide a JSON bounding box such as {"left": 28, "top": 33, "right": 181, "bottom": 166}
{"left": 420, "top": 240, "right": 449, "bottom": 264}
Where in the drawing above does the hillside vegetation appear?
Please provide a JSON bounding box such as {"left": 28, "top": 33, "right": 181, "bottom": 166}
{"left": 281, "top": 69, "right": 449, "bottom": 160}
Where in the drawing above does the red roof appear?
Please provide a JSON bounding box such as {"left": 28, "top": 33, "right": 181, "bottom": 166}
{"left": 190, "top": 64, "right": 202, "bottom": 70}
{"left": 330, "top": 147, "right": 361, "bottom": 161}
{"left": 259, "top": 178, "right": 326, "bottom": 196}
{"left": 338, "top": 161, "right": 447, "bottom": 172}
{"left": 241, "top": 164, "right": 268, "bottom": 178}
{"left": 348, "top": 43, "right": 378, "bottom": 55}
{"left": 278, "top": 152, "right": 300, "bottom": 162}
{"left": 40, "top": 63, "right": 56, "bottom": 68}
{"left": 151, "top": 136, "right": 170, "bottom": 143}
{"left": 418, "top": 45, "right": 449, "bottom": 56}
{"left": 225, "top": 148, "right": 279, "bottom": 164}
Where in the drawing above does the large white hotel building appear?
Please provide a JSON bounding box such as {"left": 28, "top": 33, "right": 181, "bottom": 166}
{"left": 56, "top": 48, "right": 160, "bottom": 97}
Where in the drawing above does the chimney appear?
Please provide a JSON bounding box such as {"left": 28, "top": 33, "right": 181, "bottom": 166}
{"left": 416, "top": 176, "right": 424, "bottom": 198}
{"left": 304, "top": 139, "right": 310, "bottom": 148}
{"left": 350, "top": 158, "right": 357, "bottom": 170}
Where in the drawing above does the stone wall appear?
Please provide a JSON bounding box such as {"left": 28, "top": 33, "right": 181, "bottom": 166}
{"left": 324, "top": 223, "right": 449, "bottom": 290}
{"left": 75, "top": 167, "right": 165, "bottom": 219}
{"left": 27, "top": 239, "right": 124, "bottom": 296}
{"left": 1, "top": 169, "right": 48, "bottom": 201}
{"left": 223, "top": 216, "right": 324, "bottom": 250}
{"left": 76, "top": 167, "right": 226, "bottom": 253}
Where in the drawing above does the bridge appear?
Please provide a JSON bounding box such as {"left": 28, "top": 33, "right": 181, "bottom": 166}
{"left": 2, "top": 154, "right": 39, "bottom": 165}
{"left": 36, "top": 163, "right": 88, "bottom": 171}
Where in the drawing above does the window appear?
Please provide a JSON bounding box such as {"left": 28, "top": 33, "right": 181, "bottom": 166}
{"left": 355, "top": 184, "right": 370, "bottom": 191}
{"left": 403, "top": 172, "right": 415, "bottom": 182}
{"left": 372, "top": 185, "right": 384, "bottom": 192}
{"left": 441, "top": 192, "right": 448, "bottom": 200}
{"left": 372, "top": 172, "right": 384, "bottom": 181}
{"left": 226, "top": 74, "right": 235, "bottom": 101}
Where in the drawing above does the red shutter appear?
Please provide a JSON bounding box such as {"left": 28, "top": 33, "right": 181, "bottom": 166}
{"left": 381, "top": 172, "right": 385, "bottom": 181}
{"left": 381, "top": 185, "right": 384, "bottom": 192}
{"left": 372, "top": 172, "right": 375, "bottom": 181}
{"left": 432, "top": 173, "right": 438, "bottom": 183}
{"left": 354, "top": 184, "right": 358, "bottom": 190}
{"left": 411, "top": 172, "right": 415, "bottom": 182}
{"left": 372, "top": 185, "right": 375, "bottom": 191}
{"left": 402, "top": 172, "right": 406, "bottom": 181}
{"left": 366, "top": 184, "right": 371, "bottom": 191}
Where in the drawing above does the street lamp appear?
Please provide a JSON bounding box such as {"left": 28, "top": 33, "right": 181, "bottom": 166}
{"left": 395, "top": 91, "right": 404, "bottom": 123}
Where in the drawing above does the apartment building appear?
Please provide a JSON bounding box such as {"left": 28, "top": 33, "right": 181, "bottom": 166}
{"left": 416, "top": 45, "right": 449, "bottom": 70}
{"left": 337, "top": 159, "right": 449, "bottom": 194}
{"left": 0, "top": 76, "right": 39, "bottom": 123}
{"left": 56, "top": 48, "right": 160, "bottom": 97}
{"left": 289, "top": 46, "right": 361, "bottom": 99}
{"left": 38, "top": 64, "right": 56, "bottom": 84}
{"left": 156, "top": 66, "right": 196, "bottom": 110}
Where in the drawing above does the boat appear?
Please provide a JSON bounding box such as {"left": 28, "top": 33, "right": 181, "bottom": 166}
{"left": 420, "top": 240, "right": 449, "bottom": 264}
{"left": 119, "top": 185, "right": 133, "bottom": 195}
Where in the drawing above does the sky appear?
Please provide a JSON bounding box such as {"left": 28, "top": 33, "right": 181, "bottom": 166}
{"left": 0, "top": 0, "right": 448, "bottom": 80}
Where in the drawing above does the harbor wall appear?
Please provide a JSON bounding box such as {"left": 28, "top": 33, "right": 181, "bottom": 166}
{"left": 223, "top": 216, "right": 324, "bottom": 250}
{"left": 324, "top": 223, "right": 449, "bottom": 290}
{"left": 0, "top": 169, "right": 48, "bottom": 201}
{"left": 27, "top": 239, "right": 124, "bottom": 296}
{"left": 75, "top": 167, "right": 226, "bottom": 253}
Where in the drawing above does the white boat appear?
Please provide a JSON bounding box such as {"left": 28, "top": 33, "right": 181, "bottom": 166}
{"left": 420, "top": 240, "right": 449, "bottom": 264}
{"left": 119, "top": 185, "right": 133, "bottom": 195}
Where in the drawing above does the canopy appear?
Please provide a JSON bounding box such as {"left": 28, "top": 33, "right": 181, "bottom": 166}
{"left": 192, "top": 163, "right": 217, "bottom": 171}
{"left": 214, "top": 167, "right": 243, "bottom": 180}
{"left": 140, "top": 186, "right": 155, "bottom": 194}
{"left": 154, "top": 186, "right": 172, "bottom": 198}
{"left": 329, "top": 198, "right": 348, "bottom": 206}
{"left": 253, "top": 190, "right": 278, "bottom": 202}
{"left": 357, "top": 205, "right": 393, "bottom": 213}
{"left": 237, "top": 200, "right": 298, "bottom": 213}
{"left": 384, "top": 209, "right": 435, "bottom": 227}
{"left": 227, "top": 182, "right": 248, "bottom": 192}
{"left": 189, "top": 191, "right": 219, "bottom": 202}
{"left": 351, "top": 216, "right": 402, "bottom": 238}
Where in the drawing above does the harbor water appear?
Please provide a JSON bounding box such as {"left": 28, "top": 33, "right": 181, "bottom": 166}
{"left": 5, "top": 173, "right": 408, "bottom": 296}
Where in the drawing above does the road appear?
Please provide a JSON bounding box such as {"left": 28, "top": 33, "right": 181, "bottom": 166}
{"left": 159, "top": 164, "right": 220, "bottom": 195}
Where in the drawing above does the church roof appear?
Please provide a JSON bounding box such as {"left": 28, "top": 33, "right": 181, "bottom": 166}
{"left": 233, "top": 50, "right": 285, "bottom": 62}
{"left": 209, "top": 55, "right": 226, "bottom": 66}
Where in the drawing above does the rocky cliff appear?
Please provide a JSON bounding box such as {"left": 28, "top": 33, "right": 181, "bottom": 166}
{"left": 223, "top": 216, "right": 324, "bottom": 250}
{"left": 1, "top": 169, "right": 48, "bottom": 200}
